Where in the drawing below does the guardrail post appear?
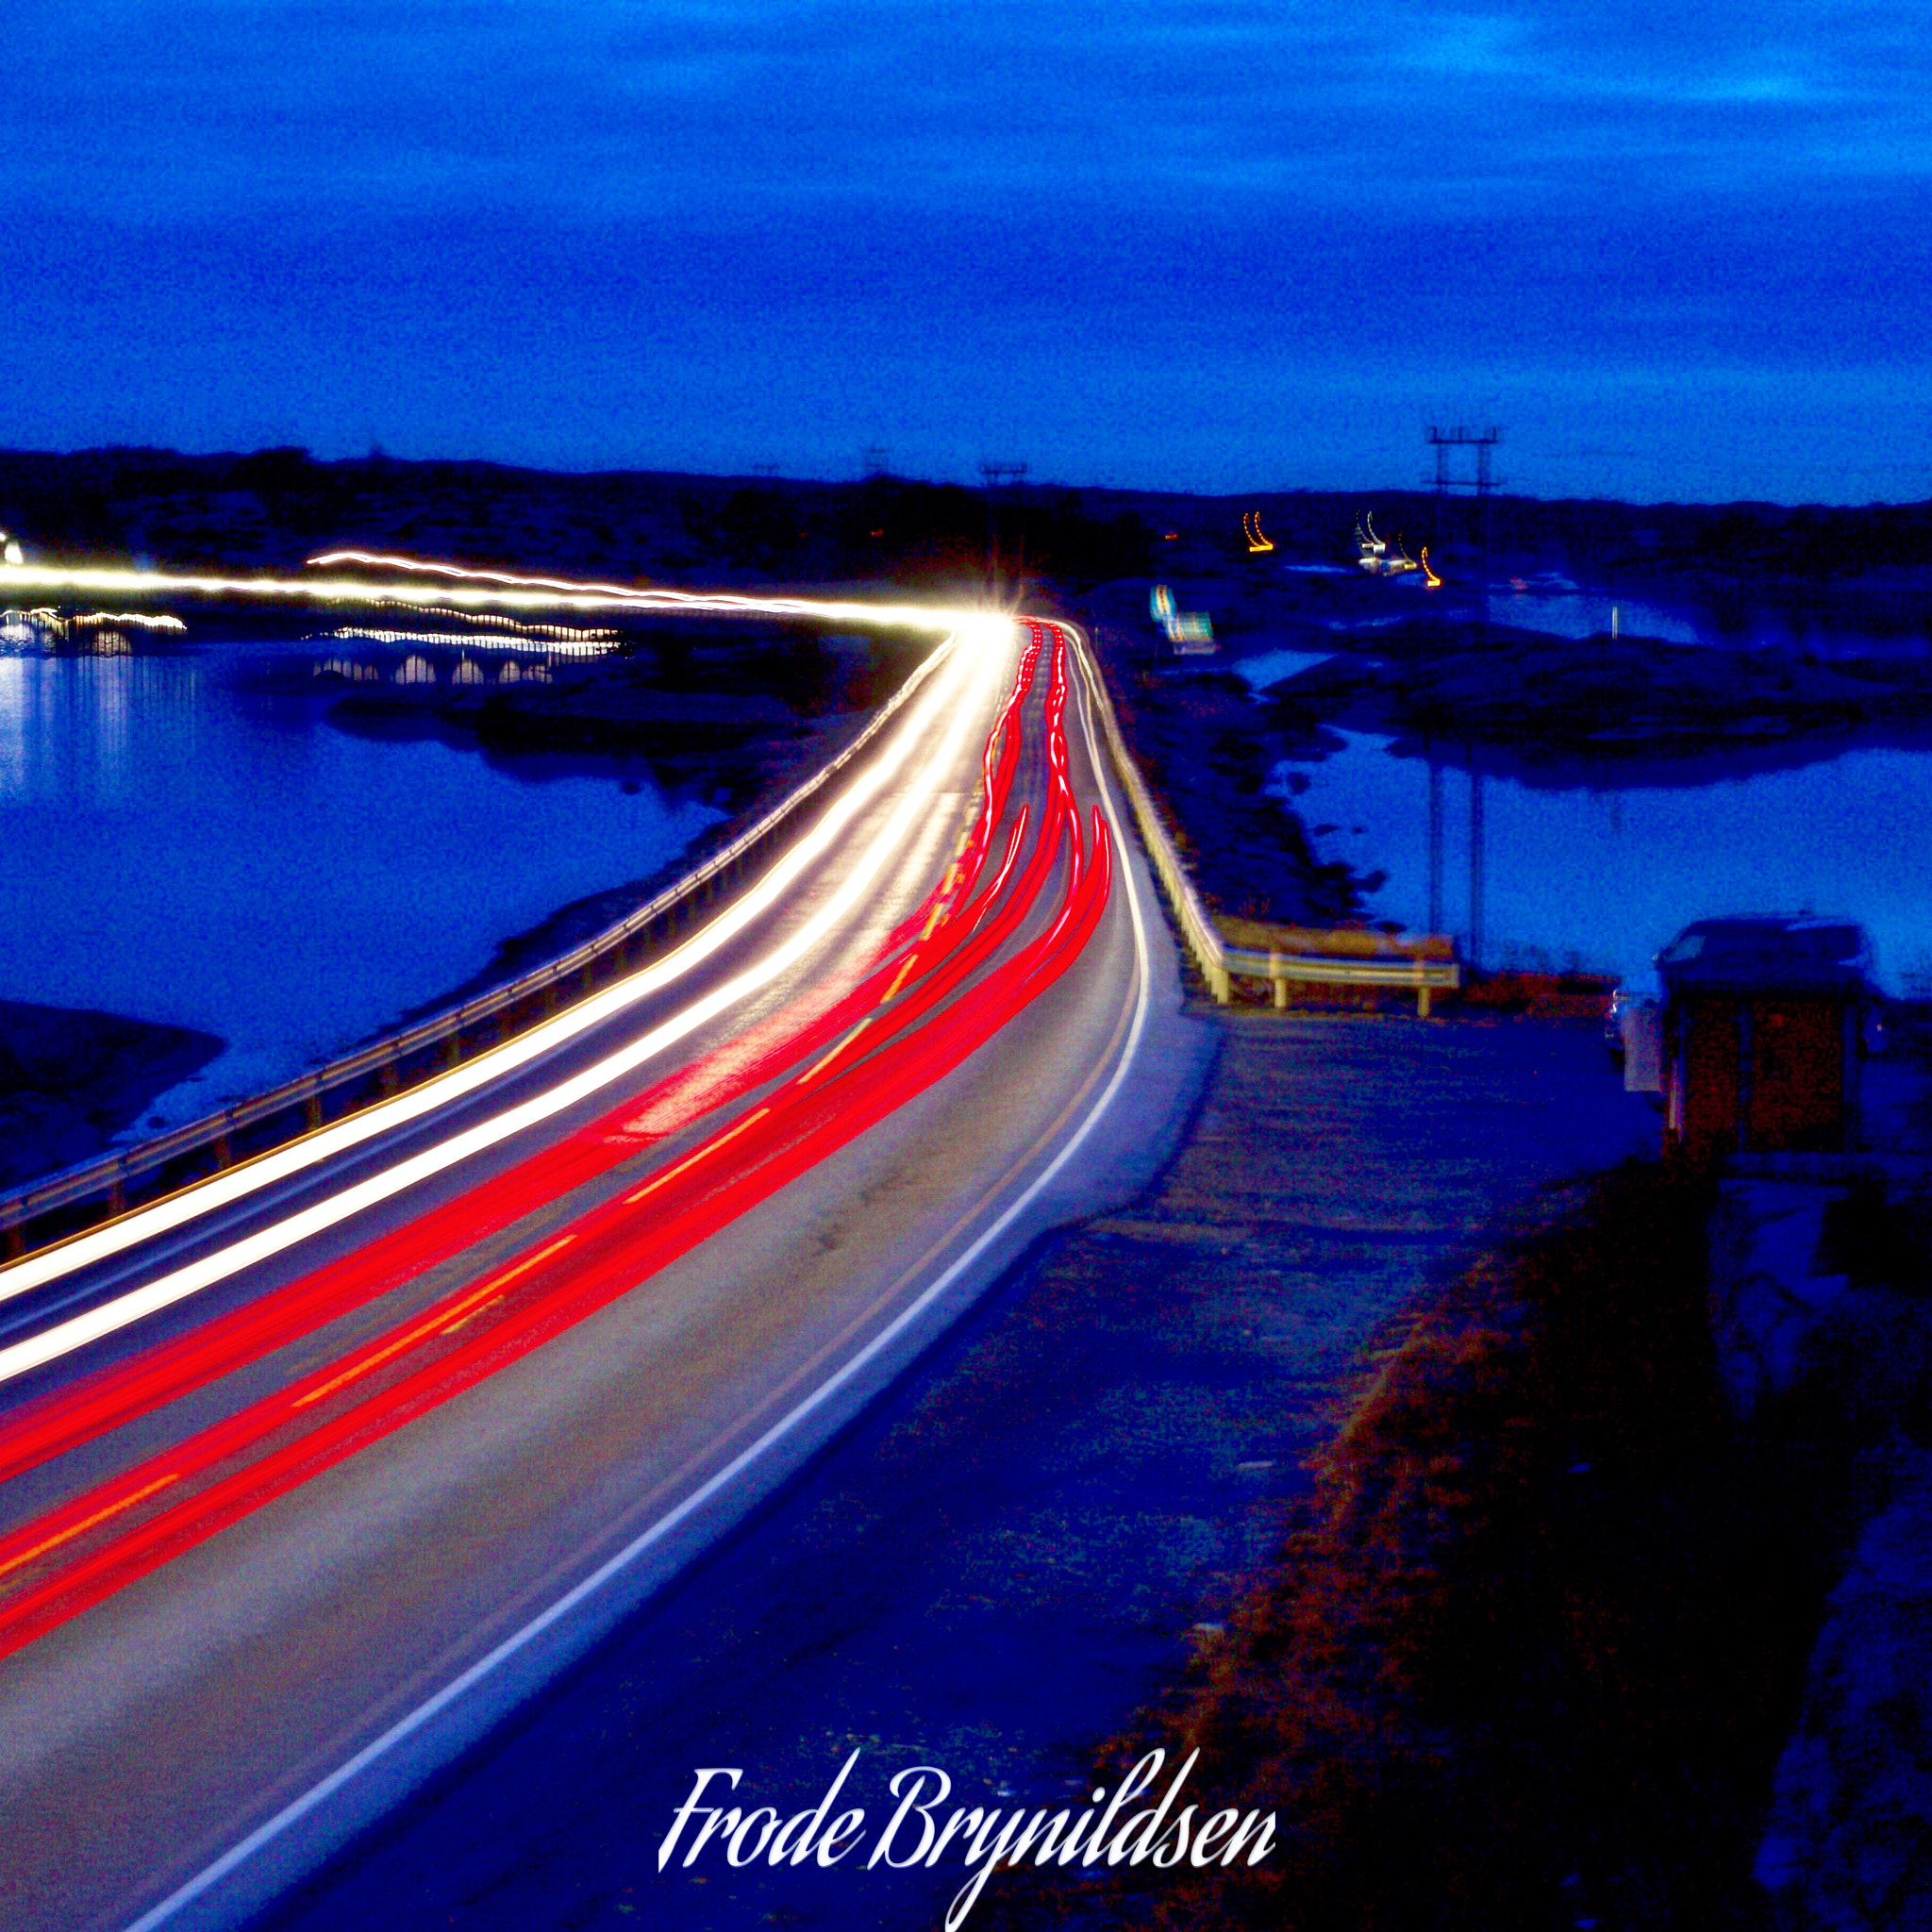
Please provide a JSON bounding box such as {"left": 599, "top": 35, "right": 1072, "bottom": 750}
{"left": 1270, "top": 949, "right": 1288, "bottom": 1009}
{"left": 306, "top": 1092, "right": 324, "bottom": 1132}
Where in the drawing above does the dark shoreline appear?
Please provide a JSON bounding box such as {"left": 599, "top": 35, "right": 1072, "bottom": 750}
{"left": 0, "top": 1001, "right": 225, "bottom": 1191}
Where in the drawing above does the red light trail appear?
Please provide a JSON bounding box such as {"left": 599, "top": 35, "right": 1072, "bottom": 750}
{"left": 0, "top": 625, "right": 1108, "bottom": 1661}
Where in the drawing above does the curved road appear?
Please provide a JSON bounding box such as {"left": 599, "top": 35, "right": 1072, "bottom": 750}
{"left": 0, "top": 616, "right": 1204, "bottom": 1932}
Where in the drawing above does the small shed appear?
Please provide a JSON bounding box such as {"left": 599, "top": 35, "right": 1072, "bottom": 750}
{"left": 1657, "top": 917, "right": 1875, "bottom": 1158}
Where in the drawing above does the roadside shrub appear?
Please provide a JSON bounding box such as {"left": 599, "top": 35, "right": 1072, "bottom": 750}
{"left": 1001, "top": 1161, "right": 1823, "bottom": 1931}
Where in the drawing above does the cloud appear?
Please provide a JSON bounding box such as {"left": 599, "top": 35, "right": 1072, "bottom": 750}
{"left": 3, "top": 1, "right": 1929, "bottom": 498}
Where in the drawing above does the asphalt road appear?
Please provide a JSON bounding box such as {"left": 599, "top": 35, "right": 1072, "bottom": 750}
{"left": 234, "top": 1012, "right": 1661, "bottom": 1932}
{"left": 0, "top": 619, "right": 1208, "bottom": 1932}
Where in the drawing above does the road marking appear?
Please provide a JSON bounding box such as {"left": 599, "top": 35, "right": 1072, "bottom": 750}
{"left": 622, "top": 1108, "right": 772, "bottom": 1207}
{"left": 878, "top": 954, "right": 921, "bottom": 1004}
{"left": 919, "top": 866, "right": 958, "bottom": 940}
{"left": 291, "top": 1236, "right": 578, "bottom": 1410}
{"left": 0, "top": 1473, "right": 181, "bottom": 1585}
{"left": 795, "top": 1020, "right": 870, "bottom": 1089}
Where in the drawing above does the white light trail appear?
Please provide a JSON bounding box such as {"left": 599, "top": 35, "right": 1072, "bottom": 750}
{"left": 358, "top": 604, "right": 621, "bottom": 641}
{"left": 307, "top": 551, "right": 993, "bottom": 635}
{"left": 71, "top": 612, "right": 189, "bottom": 633}
{"left": 0, "top": 620, "right": 1015, "bottom": 1384}
{"left": 0, "top": 559, "right": 978, "bottom": 637}
{"left": 306, "top": 550, "right": 680, "bottom": 600}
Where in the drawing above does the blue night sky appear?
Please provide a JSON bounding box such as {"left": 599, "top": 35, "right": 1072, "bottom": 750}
{"left": 7, "top": 3, "right": 1930, "bottom": 503}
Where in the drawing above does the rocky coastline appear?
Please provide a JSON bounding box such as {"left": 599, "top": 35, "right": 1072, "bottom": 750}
{"left": 0, "top": 1001, "right": 224, "bottom": 1191}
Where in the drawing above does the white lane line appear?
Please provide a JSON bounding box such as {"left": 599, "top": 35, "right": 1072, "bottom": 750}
{"left": 115, "top": 622, "right": 1155, "bottom": 1932}
{"left": 1, "top": 562, "right": 981, "bottom": 636}
{"left": 0, "top": 631, "right": 1011, "bottom": 1386}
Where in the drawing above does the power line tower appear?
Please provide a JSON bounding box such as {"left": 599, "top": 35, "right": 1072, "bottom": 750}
{"left": 1425, "top": 425, "right": 1501, "bottom": 974}
{"left": 979, "top": 460, "right": 1028, "bottom": 589}
{"left": 1427, "top": 758, "right": 1444, "bottom": 937}
{"left": 1426, "top": 425, "right": 1502, "bottom": 628}
{"left": 1468, "top": 742, "right": 1486, "bottom": 974}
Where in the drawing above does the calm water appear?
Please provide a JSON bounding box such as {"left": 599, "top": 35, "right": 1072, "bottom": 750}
{"left": 1261, "top": 558, "right": 1930, "bottom": 663}
{"left": 1236, "top": 578, "right": 1932, "bottom": 991}
{"left": 0, "top": 645, "right": 724, "bottom": 1132}
{"left": 1482, "top": 581, "right": 1931, "bottom": 658}
{"left": 1235, "top": 647, "right": 1332, "bottom": 691}
{"left": 1273, "top": 729, "right": 1932, "bottom": 995}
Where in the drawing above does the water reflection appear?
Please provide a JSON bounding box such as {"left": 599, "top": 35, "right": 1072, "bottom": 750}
{"left": 1283, "top": 558, "right": 1932, "bottom": 661}
{"left": 1233, "top": 648, "right": 1333, "bottom": 691}
{"left": 1482, "top": 582, "right": 1931, "bottom": 660}
{"left": 1488, "top": 587, "right": 1698, "bottom": 645}
{"left": 0, "top": 652, "right": 202, "bottom": 808}
{"left": 1272, "top": 730, "right": 1932, "bottom": 996}
{"left": 0, "top": 641, "right": 722, "bottom": 1131}
{"left": 311, "top": 646, "right": 554, "bottom": 687}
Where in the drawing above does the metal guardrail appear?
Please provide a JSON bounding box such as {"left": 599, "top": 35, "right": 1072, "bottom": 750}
{"left": 1069, "top": 628, "right": 1233, "bottom": 1002}
{"left": 1070, "top": 627, "right": 1457, "bottom": 1015}
{"left": 1224, "top": 945, "right": 1460, "bottom": 1016}
{"left": 0, "top": 639, "right": 954, "bottom": 1261}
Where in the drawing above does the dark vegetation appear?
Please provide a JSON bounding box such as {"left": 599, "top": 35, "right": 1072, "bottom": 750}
{"left": 1124, "top": 487, "right": 1932, "bottom": 618}
{"left": 10, "top": 443, "right": 1931, "bottom": 608}
{"left": 0, "top": 444, "right": 1158, "bottom": 808}
{"left": 1268, "top": 618, "right": 1932, "bottom": 780}
{"left": 13, "top": 444, "right": 1932, "bottom": 924}
{"left": 1070, "top": 485, "right": 1932, "bottom": 938}
{"left": 0, "top": 1001, "right": 223, "bottom": 1188}
{"left": 998, "top": 1161, "right": 1828, "bottom": 1931}
{"left": 0, "top": 445, "right": 1153, "bottom": 590}
{"left": 1817, "top": 1170, "right": 1932, "bottom": 1291}
{"left": 1088, "top": 648, "right": 1367, "bottom": 927}
{"left": 313, "top": 618, "right": 916, "bottom": 808}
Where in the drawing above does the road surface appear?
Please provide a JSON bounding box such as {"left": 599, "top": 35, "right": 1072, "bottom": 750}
{"left": 0, "top": 617, "right": 1206, "bottom": 1932}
